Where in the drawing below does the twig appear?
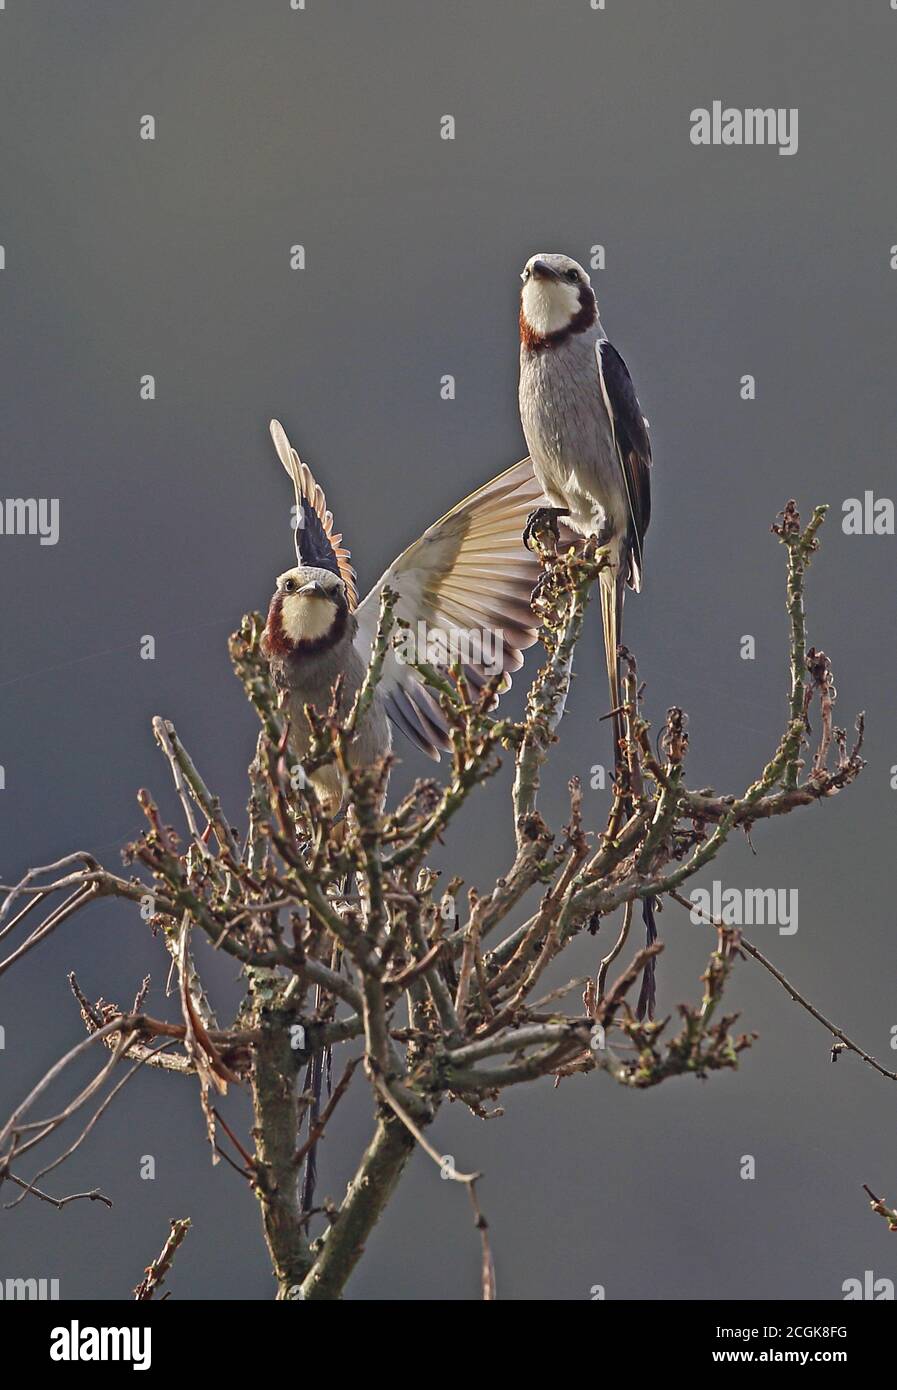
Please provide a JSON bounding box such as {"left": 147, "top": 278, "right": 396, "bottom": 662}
{"left": 863, "top": 1185, "right": 897, "bottom": 1233}
{"left": 2, "top": 1173, "right": 112, "bottom": 1210}
{"left": 372, "top": 1075, "right": 479, "bottom": 1183}
{"left": 670, "top": 891, "right": 897, "bottom": 1082}
{"left": 134, "top": 1218, "right": 192, "bottom": 1300}
{"left": 293, "top": 1056, "right": 360, "bottom": 1166}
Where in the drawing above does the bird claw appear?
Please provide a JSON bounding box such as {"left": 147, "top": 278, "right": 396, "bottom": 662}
{"left": 523, "top": 506, "right": 568, "bottom": 553}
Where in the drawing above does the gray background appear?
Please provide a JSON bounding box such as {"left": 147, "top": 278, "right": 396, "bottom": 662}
{"left": 1, "top": 0, "right": 895, "bottom": 1301}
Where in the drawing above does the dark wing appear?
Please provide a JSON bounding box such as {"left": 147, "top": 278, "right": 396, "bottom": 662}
{"left": 353, "top": 458, "right": 547, "bottom": 759}
{"left": 595, "top": 339, "right": 652, "bottom": 592}
{"left": 269, "top": 420, "right": 358, "bottom": 608}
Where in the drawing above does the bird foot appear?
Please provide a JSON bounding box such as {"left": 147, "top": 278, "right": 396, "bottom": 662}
{"left": 523, "top": 506, "right": 569, "bottom": 554}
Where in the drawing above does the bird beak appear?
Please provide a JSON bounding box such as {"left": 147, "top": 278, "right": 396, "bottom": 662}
{"left": 531, "top": 259, "right": 561, "bottom": 282}
{"left": 296, "top": 581, "right": 328, "bottom": 598}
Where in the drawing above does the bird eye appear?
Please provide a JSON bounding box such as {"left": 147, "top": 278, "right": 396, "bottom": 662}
{"left": 565, "top": 268, "right": 579, "bottom": 282}
{"left": 283, "top": 578, "right": 296, "bottom": 594}
{"left": 521, "top": 268, "right": 530, "bottom": 282}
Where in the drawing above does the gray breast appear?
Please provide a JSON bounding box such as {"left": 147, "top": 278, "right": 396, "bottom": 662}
{"left": 281, "top": 631, "right": 391, "bottom": 773}
{"left": 519, "top": 333, "right": 628, "bottom": 538}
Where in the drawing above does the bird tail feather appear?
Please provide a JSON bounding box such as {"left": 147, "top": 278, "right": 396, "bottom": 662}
{"left": 599, "top": 565, "right": 625, "bottom": 769}
{"left": 599, "top": 562, "right": 658, "bottom": 1020}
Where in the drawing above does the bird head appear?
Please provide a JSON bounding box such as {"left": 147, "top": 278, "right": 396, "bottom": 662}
{"left": 262, "top": 565, "right": 350, "bottom": 658}
{"left": 519, "top": 253, "right": 597, "bottom": 346}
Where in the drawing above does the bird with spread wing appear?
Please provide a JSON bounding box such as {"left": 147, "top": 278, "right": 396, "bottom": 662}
{"left": 260, "top": 419, "right": 547, "bottom": 815}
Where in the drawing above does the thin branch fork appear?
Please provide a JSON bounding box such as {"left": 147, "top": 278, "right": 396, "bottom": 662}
{"left": 670, "top": 891, "right": 897, "bottom": 1084}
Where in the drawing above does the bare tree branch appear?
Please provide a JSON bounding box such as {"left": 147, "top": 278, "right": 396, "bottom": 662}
{"left": 0, "top": 499, "right": 875, "bottom": 1301}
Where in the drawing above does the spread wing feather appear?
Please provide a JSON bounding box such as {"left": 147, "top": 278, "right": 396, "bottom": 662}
{"left": 269, "top": 420, "right": 358, "bottom": 609}
{"left": 354, "top": 458, "right": 549, "bottom": 759}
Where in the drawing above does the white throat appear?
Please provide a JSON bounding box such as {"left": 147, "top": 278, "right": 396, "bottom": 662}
{"left": 521, "top": 278, "right": 582, "bottom": 336}
{"left": 281, "top": 594, "right": 338, "bottom": 644}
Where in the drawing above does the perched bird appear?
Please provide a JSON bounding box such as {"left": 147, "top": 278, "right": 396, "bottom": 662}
{"left": 260, "top": 419, "right": 546, "bottom": 814}
{"left": 261, "top": 419, "right": 547, "bottom": 1213}
{"left": 517, "top": 252, "right": 657, "bottom": 1017}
